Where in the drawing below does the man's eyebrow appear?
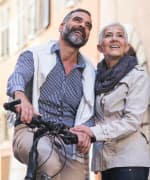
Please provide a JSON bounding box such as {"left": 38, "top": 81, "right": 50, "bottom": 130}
{"left": 72, "top": 16, "right": 82, "bottom": 19}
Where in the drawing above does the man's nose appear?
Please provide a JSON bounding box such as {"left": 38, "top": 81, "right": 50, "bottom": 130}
{"left": 79, "top": 21, "right": 86, "bottom": 28}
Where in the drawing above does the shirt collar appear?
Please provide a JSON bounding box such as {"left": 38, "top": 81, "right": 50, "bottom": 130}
{"left": 50, "top": 41, "right": 60, "bottom": 54}
{"left": 50, "top": 41, "right": 85, "bottom": 69}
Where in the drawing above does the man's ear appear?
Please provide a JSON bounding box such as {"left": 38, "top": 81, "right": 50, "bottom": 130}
{"left": 97, "top": 44, "right": 103, "bottom": 53}
{"left": 59, "top": 22, "right": 64, "bottom": 32}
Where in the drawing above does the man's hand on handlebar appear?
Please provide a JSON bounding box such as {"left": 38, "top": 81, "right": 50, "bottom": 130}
{"left": 14, "top": 91, "right": 40, "bottom": 124}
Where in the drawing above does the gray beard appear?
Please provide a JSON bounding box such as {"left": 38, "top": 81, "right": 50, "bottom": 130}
{"left": 62, "top": 25, "right": 87, "bottom": 48}
{"left": 68, "top": 33, "right": 85, "bottom": 46}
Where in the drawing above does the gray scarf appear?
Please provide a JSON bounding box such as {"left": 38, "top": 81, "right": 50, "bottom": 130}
{"left": 95, "top": 55, "right": 138, "bottom": 95}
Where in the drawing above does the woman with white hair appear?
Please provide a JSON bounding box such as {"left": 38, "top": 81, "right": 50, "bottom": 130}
{"left": 71, "top": 22, "right": 150, "bottom": 180}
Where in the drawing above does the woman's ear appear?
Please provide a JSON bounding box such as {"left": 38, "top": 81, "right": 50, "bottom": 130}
{"left": 125, "top": 43, "right": 130, "bottom": 53}
{"left": 97, "top": 44, "right": 103, "bottom": 52}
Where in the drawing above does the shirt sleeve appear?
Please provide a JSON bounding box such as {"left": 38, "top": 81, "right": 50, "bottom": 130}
{"left": 90, "top": 70, "right": 150, "bottom": 142}
{"left": 7, "top": 51, "right": 34, "bottom": 97}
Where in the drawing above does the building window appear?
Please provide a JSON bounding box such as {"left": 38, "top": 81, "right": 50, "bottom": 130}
{"left": 28, "top": 0, "right": 50, "bottom": 39}
{"left": 36, "top": 0, "right": 50, "bottom": 31}
{"left": 0, "top": 6, "right": 9, "bottom": 58}
{"left": 1, "top": 29, "right": 9, "bottom": 57}
{"left": 28, "top": 0, "right": 36, "bottom": 38}
{"left": 16, "top": 0, "right": 27, "bottom": 48}
{"left": 14, "top": 0, "right": 51, "bottom": 50}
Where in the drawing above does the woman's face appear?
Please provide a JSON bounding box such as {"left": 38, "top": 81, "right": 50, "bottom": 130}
{"left": 98, "top": 25, "right": 129, "bottom": 61}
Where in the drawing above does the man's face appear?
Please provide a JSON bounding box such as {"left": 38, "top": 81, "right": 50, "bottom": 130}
{"left": 60, "top": 11, "right": 92, "bottom": 48}
{"left": 98, "top": 25, "right": 129, "bottom": 59}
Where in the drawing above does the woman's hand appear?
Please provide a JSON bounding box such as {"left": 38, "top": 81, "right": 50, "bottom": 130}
{"left": 71, "top": 125, "right": 94, "bottom": 137}
{"left": 70, "top": 125, "right": 94, "bottom": 154}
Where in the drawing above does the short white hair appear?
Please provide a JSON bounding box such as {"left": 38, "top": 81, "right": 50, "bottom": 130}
{"left": 98, "top": 22, "right": 128, "bottom": 45}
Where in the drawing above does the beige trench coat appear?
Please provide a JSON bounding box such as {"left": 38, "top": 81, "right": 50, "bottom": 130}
{"left": 91, "top": 65, "right": 150, "bottom": 171}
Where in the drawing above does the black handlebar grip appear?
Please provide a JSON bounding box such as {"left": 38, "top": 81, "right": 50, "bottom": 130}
{"left": 3, "top": 99, "right": 21, "bottom": 110}
{"left": 91, "top": 136, "right": 96, "bottom": 143}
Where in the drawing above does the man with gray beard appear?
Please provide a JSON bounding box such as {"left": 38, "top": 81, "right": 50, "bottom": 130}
{"left": 7, "top": 9, "right": 95, "bottom": 180}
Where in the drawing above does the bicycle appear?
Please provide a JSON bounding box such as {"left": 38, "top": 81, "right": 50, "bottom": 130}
{"left": 4, "top": 99, "right": 80, "bottom": 180}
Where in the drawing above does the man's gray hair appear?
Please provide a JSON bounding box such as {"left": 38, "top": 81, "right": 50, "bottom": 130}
{"left": 62, "top": 8, "right": 91, "bottom": 23}
{"left": 98, "top": 22, "right": 128, "bottom": 45}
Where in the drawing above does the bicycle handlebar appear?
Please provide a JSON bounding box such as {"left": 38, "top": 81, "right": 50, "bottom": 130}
{"left": 30, "top": 117, "right": 78, "bottom": 144}
{"left": 3, "top": 99, "right": 96, "bottom": 144}
{"left": 3, "top": 99, "right": 78, "bottom": 144}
